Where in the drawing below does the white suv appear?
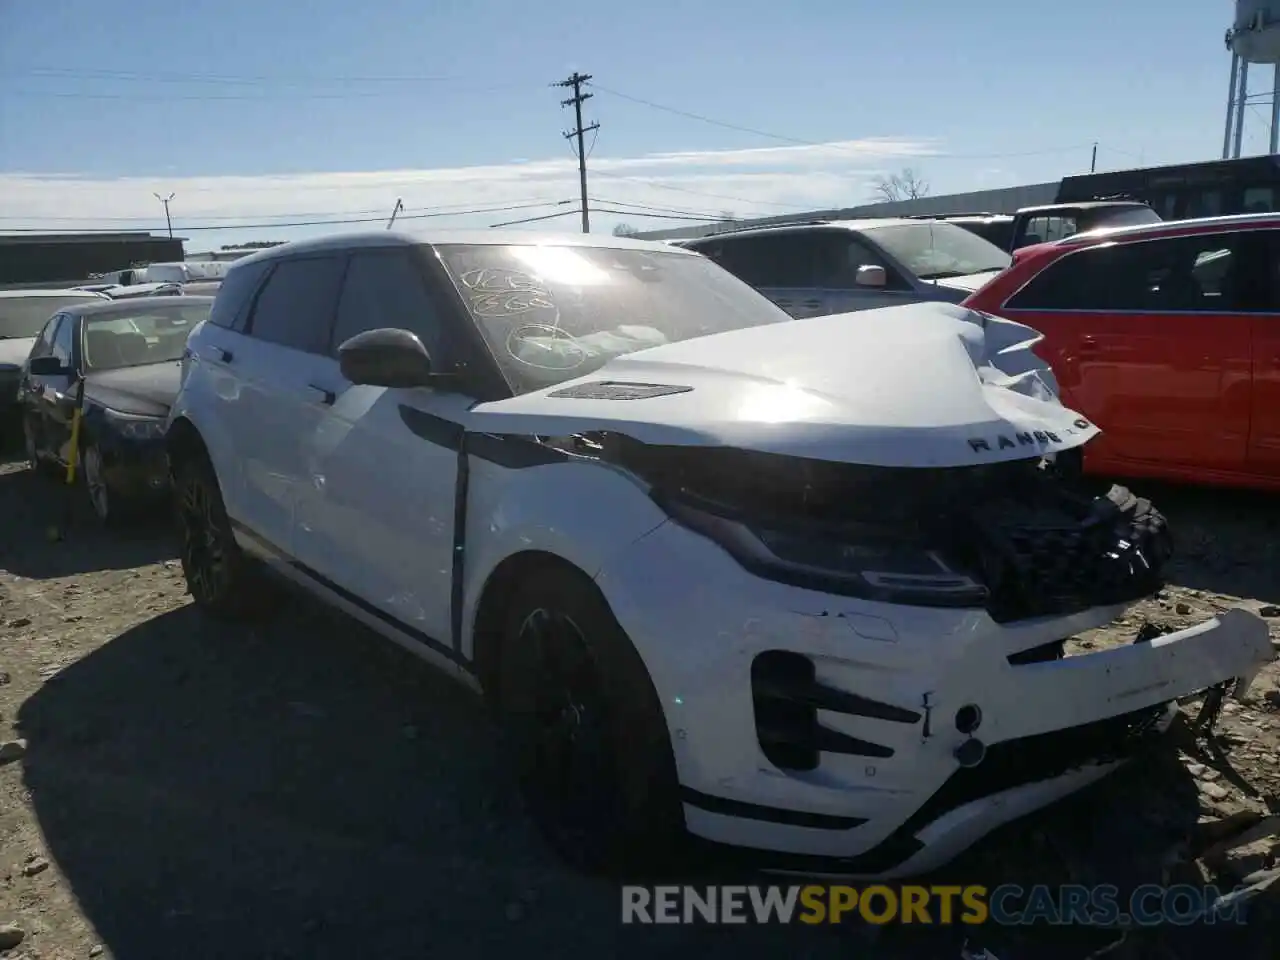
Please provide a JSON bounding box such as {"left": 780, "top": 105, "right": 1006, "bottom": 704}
{"left": 166, "top": 230, "right": 1274, "bottom": 877}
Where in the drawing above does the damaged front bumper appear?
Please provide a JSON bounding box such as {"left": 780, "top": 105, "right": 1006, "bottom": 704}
{"left": 594, "top": 518, "right": 1276, "bottom": 878}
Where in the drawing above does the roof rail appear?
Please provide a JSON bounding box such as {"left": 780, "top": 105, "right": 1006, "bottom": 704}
{"left": 690, "top": 218, "right": 832, "bottom": 238}
{"left": 902, "top": 211, "right": 1003, "bottom": 220}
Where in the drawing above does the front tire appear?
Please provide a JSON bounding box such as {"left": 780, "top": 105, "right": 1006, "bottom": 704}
{"left": 172, "top": 450, "right": 266, "bottom": 620}
{"left": 80, "top": 441, "right": 125, "bottom": 525}
{"left": 494, "top": 566, "right": 684, "bottom": 875}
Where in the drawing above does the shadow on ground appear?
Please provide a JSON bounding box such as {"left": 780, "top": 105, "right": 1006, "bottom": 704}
{"left": 15, "top": 590, "right": 1237, "bottom": 959}
{"left": 0, "top": 456, "right": 176, "bottom": 579}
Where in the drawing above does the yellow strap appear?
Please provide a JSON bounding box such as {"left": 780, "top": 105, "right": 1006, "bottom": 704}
{"left": 65, "top": 405, "right": 82, "bottom": 485}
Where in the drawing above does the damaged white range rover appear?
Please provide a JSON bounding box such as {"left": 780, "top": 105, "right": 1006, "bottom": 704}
{"left": 166, "top": 231, "right": 1275, "bottom": 877}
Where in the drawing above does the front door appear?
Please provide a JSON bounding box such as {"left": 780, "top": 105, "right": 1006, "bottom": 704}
{"left": 294, "top": 248, "right": 462, "bottom": 645}
{"left": 1245, "top": 229, "right": 1280, "bottom": 474}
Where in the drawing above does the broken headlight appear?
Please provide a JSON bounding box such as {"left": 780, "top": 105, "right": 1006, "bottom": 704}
{"left": 665, "top": 497, "right": 988, "bottom": 608}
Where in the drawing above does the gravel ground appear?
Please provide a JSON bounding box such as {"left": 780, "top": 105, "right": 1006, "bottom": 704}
{"left": 1, "top": 450, "right": 1278, "bottom": 960}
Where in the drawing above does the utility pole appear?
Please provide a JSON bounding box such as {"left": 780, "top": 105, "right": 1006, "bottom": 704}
{"left": 386, "top": 197, "right": 404, "bottom": 230}
{"left": 1090, "top": 143, "right": 1097, "bottom": 173}
{"left": 154, "top": 192, "right": 175, "bottom": 238}
{"left": 554, "top": 72, "right": 599, "bottom": 233}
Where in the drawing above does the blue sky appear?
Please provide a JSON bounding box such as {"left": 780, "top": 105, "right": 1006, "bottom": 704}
{"left": 0, "top": 0, "right": 1262, "bottom": 249}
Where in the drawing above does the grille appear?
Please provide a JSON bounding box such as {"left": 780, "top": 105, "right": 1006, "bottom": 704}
{"left": 971, "top": 484, "right": 1171, "bottom": 624}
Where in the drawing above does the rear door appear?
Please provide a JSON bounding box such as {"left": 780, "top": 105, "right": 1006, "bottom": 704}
{"left": 20, "top": 314, "right": 65, "bottom": 454}
{"left": 228, "top": 254, "right": 347, "bottom": 553}
{"left": 1002, "top": 230, "right": 1255, "bottom": 471}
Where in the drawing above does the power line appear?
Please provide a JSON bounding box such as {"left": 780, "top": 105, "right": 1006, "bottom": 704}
{"left": 4, "top": 66, "right": 489, "bottom": 85}
{"left": 0, "top": 198, "right": 564, "bottom": 224}
{"left": 588, "top": 196, "right": 737, "bottom": 219}
{"left": 588, "top": 169, "right": 809, "bottom": 210}
{"left": 555, "top": 72, "right": 599, "bottom": 233}
{"left": 1, "top": 200, "right": 577, "bottom": 234}
{"left": 589, "top": 83, "right": 816, "bottom": 146}
{"left": 588, "top": 82, "right": 1102, "bottom": 161}
{"left": 4, "top": 82, "right": 529, "bottom": 102}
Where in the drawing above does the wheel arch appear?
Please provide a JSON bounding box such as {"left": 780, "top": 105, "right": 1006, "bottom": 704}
{"left": 470, "top": 550, "right": 589, "bottom": 702}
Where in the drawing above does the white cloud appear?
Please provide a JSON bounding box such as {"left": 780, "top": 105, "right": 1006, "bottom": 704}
{"left": 0, "top": 136, "right": 938, "bottom": 246}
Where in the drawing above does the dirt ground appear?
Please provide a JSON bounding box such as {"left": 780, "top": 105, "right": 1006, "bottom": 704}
{"left": 1, "top": 450, "right": 1278, "bottom": 960}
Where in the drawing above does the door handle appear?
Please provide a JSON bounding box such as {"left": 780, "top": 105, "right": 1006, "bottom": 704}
{"left": 1078, "top": 336, "right": 1099, "bottom": 352}
{"left": 307, "top": 384, "right": 337, "bottom": 405}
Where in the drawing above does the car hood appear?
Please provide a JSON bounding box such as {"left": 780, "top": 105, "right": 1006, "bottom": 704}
{"left": 0, "top": 337, "right": 36, "bottom": 367}
{"left": 83, "top": 361, "right": 182, "bottom": 416}
{"left": 466, "top": 301, "right": 1096, "bottom": 469}
{"left": 928, "top": 270, "right": 1004, "bottom": 296}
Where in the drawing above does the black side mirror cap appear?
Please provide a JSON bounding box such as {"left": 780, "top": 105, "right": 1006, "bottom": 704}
{"left": 338, "top": 328, "right": 436, "bottom": 388}
{"left": 28, "top": 356, "right": 70, "bottom": 377}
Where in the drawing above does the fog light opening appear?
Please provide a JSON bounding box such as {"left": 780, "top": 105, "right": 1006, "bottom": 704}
{"left": 955, "top": 704, "right": 983, "bottom": 735}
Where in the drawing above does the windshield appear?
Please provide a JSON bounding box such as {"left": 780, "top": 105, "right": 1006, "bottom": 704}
{"left": 0, "top": 294, "right": 103, "bottom": 340}
{"left": 81, "top": 301, "right": 212, "bottom": 370}
{"left": 435, "top": 243, "right": 794, "bottom": 393}
{"left": 863, "top": 221, "right": 1012, "bottom": 280}
{"left": 1085, "top": 206, "right": 1161, "bottom": 230}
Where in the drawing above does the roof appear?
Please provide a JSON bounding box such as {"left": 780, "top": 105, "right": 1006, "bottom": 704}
{"left": 0, "top": 288, "right": 109, "bottom": 300}
{"left": 230, "top": 228, "right": 702, "bottom": 270}
{"left": 1057, "top": 210, "right": 1280, "bottom": 246}
{"left": 63, "top": 295, "right": 215, "bottom": 318}
{"left": 679, "top": 218, "right": 915, "bottom": 244}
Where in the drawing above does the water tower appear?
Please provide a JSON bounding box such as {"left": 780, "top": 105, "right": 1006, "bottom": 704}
{"left": 1224, "top": 1, "right": 1280, "bottom": 158}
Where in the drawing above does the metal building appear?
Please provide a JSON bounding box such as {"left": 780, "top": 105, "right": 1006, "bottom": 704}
{"left": 632, "top": 181, "right": 1059, "bottom": 241}
{"left": 0, "top": 232, "right": 186, "bottom": 288}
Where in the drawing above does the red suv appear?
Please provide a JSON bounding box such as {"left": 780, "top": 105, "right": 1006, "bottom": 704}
{"left": 963, "top": 213, "right": 1280, "bottom": 491}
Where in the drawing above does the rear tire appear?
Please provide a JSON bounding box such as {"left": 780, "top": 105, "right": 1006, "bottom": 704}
{"left": 172, "top": 449, "right": 267, "bottom": 620}
{"left": 494, "top": 565, "right": 684, "bottom": 876}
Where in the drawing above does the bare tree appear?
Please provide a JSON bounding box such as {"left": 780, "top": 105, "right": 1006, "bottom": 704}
{"left": 871, "top": 168, "right": 930, "bottom": 203}
{"left": 612, "top": 223, "right": 639, "bottom": 237}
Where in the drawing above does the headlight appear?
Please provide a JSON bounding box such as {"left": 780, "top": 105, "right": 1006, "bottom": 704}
{"left": 664, "top": 497, "right": 988, "bottom": 608}
{"left": 103, "top": 408, "right": 167, "bottom": 440}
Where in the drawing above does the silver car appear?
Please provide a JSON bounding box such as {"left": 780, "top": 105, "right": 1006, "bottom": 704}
{"left": 681, "top": 218, "right": 1012, "bottom": 318}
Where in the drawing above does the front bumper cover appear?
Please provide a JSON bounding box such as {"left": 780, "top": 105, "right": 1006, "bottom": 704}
{"left": 595, "top": 518, "right": 1276, "bottom": 878}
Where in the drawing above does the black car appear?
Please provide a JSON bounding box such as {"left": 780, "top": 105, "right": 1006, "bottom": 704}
{"left": 19, "top": 296, "right": 214, "bottom": 524}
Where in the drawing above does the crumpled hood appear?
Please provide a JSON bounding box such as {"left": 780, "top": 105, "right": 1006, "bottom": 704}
{"left": 0, "top": 337, "right": 36, "bottom": 368}
{"left": 467, "top": 301, "right": 1097, "bottom": 469}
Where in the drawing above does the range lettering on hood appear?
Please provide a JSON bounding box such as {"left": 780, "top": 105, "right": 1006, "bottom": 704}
{"left": 968, "top": 418, "right": 1092, "bottom": 454}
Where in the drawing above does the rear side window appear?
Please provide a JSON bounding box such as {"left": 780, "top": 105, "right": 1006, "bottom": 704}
{"left": 1006, "top": 232, "right": 1253, "bottom": 313}
{"left": 245, "top": 256, "right": 346, "bottom": 354}
{"left": 208, "top": 260, "right": 272, "bottom": 332}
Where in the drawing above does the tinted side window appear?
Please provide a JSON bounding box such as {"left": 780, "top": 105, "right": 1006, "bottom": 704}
{"left": 31, "top": 315, "right": 63, "bottom": 358}
{"left": 245, "top": 256, "right": 345, "bottom": 354}
{"left": 330, "top": 251, "right": 447, "bottom": 360}
{"left": 1008, "top": 233, "right": 1249, "bottom": 313}
{"left": 51, "top": 315, "right": 75, "bottom": 365}
{"left": 208, "top": 259, "right": 272, "bottom": 331}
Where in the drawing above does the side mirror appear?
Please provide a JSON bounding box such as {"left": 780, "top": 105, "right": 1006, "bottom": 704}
{"left": 854, "top": 264, "right": 887, "bottom": 288}
{"left": 338, "top": 328, "right": 435, "bottom": 388}
{"left": 28, "top": 356, "right": 69, "bottom": 377}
